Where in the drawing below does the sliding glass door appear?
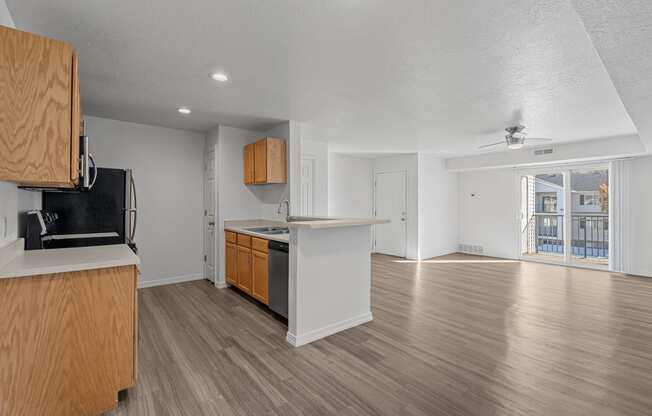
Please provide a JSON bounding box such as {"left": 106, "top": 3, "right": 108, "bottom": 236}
{"left": 570, "top": 169, "right": 609, "bottom": 266}
{"left": 519, "top": 165, "right": 609, "bottom": 269}
{"left": 520, "top": 172, "right": 565, "bottom": 259}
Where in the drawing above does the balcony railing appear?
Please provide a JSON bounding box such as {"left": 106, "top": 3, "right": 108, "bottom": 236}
{"left": 522, "top": 213, "right": 609, "bottom": 259}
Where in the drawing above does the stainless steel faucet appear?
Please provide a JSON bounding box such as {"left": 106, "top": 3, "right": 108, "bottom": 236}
{"left": 277, "top": 199, "right": 290, "bottom": 222}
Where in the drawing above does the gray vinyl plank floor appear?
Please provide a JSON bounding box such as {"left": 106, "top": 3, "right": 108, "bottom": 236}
{"left": 106, "top": 254, "right": 652, "bottom": 416}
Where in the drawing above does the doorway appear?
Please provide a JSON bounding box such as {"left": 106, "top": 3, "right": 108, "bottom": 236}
{"left": 374, "top": 170, "right": 407, "bottom": 257}
{"left": 203, "top": 148, "right": 216, "bottom": 283}
{"left": 520, "top": 165, "right": 609, "bottom": 268}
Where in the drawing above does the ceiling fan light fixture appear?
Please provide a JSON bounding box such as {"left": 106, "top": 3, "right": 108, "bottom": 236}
{"left": 507, "top": 142, "right": 524, "bottom": 150}
{"left": 209, "top": 72, "right": 229, "bottom": 82}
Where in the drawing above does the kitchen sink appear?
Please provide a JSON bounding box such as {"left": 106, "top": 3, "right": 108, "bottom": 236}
{"left": 244, "top": 227, "right": 289, "bottom": 235}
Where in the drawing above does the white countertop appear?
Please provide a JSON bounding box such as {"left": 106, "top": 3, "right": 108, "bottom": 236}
{"left": 225, "top": 217, "right": 388, "bottom": 240}
{"left": 224, "top": 220, "right": 289, "bottom": 242}
{"left": 285, "top": 217, "right": 389, "bottom": 229}
{"left": 0, "top": 242, "right": 140, "bottom": 279}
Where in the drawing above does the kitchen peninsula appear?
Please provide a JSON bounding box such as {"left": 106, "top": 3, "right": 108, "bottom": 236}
{"left": 225, "top": 217, "right": 387, "bottom": 347}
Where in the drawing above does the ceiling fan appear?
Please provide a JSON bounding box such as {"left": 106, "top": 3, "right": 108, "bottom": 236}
{"left": 478, "top": 125, "right": 553, "bottom": 150}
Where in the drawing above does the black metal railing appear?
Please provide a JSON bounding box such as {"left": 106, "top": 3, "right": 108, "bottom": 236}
{"left": 522, "top": 213, "right": 609, "bottom": 259}
{"left": 570, "top": 214, "right": 609, "bottom": 259}
{"left": 535, "top": 213, "right": 564, "bottom": 254}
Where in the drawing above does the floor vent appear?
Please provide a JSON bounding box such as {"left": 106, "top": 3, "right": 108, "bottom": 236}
{"left": 534, "top": 147, "right": 554, "bottom": 156}
{"left": 459, "top": 244, "right": 484, "bottom": 255}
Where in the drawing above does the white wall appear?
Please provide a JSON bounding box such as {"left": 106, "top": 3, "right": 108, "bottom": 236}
{"left": 85, "top": 116, "right": 205, "bottom": 285}
{"left": 373, "top": 155, "right": 419, "bottom": 259}
{"left": 301, "top": 139, "right": 329, "bottom": 216}
{"left": 418, "top": 154, "right": 459, "bottom": 259}
{"left": 629, "top": 155, "right": 652, "bottom": 277}
{"left": 458, "top": 168, "right": 519, "bottom": 259}
{"left": 0, "top": 0, "right": 13, "bottom": 27}
{"left": 0, "top": 0, "right": 16, "bottom": 246}
{"left": 328, "top": 153, "right": 374, "bottom": 218}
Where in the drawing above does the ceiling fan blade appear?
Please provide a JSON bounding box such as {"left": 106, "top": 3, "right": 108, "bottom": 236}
{"left": 478, "top": 141, "right": 505, "bottom": 149}
{"left": 526, "top": 138, "right": 553, "bottom": 142}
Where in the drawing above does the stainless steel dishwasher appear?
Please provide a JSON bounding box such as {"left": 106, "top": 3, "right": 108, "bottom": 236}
{"left": 268, "top": 240, "right": 289, "bottom": 319}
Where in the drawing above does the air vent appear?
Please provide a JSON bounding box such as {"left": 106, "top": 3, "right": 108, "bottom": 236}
{"left": 534, "top": 148, "right": 554, "bottom": 156}
{"left": 459, "top": 244, "right": 484, "bottom": 255}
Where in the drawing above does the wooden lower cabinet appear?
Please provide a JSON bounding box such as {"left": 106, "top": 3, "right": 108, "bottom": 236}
{"left": 226, "top": 231, "right": 270, "bottom": 306}
{"left": 0, "top": 265, "right": 138, "bottom": 416}
{"left": 225, "top": 242, "right": 237, "bottom": 285}
{"left": 252, "top": 250, "right": 269, "bottom": 305}
{"left": 237, "top": 245, "right": 253, "bottom": 295}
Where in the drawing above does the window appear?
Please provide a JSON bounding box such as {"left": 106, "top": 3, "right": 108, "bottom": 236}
{"left": 580, "top": 194, "right": 596, "bottom": 206}
{"left": 542, "top": 196, "right": 557, "bottom": 213}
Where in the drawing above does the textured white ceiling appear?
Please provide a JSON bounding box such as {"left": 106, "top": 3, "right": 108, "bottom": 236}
{"left": 570, "top": 0, "right": 652, "bottom": 153}
{"left": 7, "top": 0, "right": 639, "bottom": 154}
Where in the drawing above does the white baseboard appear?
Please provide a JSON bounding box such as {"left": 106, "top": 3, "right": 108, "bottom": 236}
{"left": 286, "top": 312, "right": 373, "bottom": 347}
{"left": 215, "top": 281, "right": 229, "bottom": 289}
{"left": 138, "top": 273, "right": 204, "bottom": 289}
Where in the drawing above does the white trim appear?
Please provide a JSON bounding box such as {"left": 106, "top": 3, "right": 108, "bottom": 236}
{"left": 215, "top": 281, "right": 229, "bottom": 289}
{"left": 286, "top": 312, "right": 373, "bottom": 347}
{"left": 520, "top": 255, "right": 609, "bottom": 271}
{"left": 138, "top": 273, "right": 204, "bottom": 289}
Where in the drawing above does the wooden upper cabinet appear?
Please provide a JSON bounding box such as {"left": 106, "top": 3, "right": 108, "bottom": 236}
{"left": 245, "top": 137, "right": 286, "bottom": 185}
{"left": 243, "top": 143, "right": 255, "bottom": 184}
{"left": 70, "top": 51, "right": 81, "bottom": 185}
{"left": 0, "top": 26, "right": 81, "bottom": 188}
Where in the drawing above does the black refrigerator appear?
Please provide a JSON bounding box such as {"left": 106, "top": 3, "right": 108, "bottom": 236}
{"left": 42, "top": 168, "right": 137, "bottom": 252}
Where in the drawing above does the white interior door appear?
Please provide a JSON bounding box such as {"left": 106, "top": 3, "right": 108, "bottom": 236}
{"left": 374, "top": 171, "right": 407, "bottom": 257}
{"left": 300, "top": 158, "right": 315, "bottom": 216}
{"left": 204, "top": 149, "right": 216, "bottom": 282}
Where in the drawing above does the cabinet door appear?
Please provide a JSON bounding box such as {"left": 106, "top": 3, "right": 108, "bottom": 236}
{"left": 243, "top": 143, "right": 255, "bottom": 184}
{"left": 237, "top": 246, "right": 252, "bottom": 295}
{"left": 266, "top": 138, "right": 287, "bottom": 183}
{"left": 225, "top": 242, "right": 237, "bottom": 285}
{"left": 0, "top": 26, "right": 75, "bottom": 187}
{"left": 252, "top": 250, "right": 269, "bottom": 305}
{"left": 254, "top": 139, "right": 268, "bottom": 183}
{"left": 70, "top": 51, "right": 81, "bottom": 185}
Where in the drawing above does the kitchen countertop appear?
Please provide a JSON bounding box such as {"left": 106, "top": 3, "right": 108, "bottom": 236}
{"left": 284, "top": 217, "right": 389, "bottom": 229}
{"left": 224, "top": 217, "right": 388, "bottom": 241}
{"left": 225, "top": 220, "right": 289, "bottom": 242}
{"left": 0, "top": 242, "right": 140, "bottom": 279}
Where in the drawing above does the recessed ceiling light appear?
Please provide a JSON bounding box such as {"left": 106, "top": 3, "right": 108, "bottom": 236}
{"left": 209, "top": 72, "right": 229, "bottom": 82}
{"left": 178, "top": 107, "right": 191, "bottom": 115}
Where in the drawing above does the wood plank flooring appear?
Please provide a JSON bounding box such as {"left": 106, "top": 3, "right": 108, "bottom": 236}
{"left": 106, "top": 254, "right": 652, "bottom": 416}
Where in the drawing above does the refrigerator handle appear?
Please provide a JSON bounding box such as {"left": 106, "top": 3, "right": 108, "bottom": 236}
{"left": 129, "top": 174, "right": 138, "bottom": 241}
{"left": 88, "top": 154, "right": 98, "bottom": 189}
